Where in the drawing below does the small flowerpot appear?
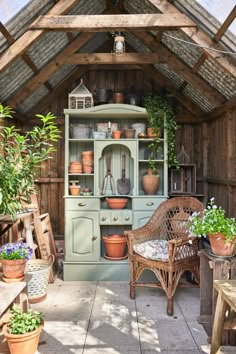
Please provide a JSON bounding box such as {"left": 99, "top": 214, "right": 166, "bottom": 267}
{"left": 69, "top": 186, "right": 81, "bottom": 196}
{"left": 208, "top": 233, "right": 235, "bottom": 257}
{"left": 103, "top": 234, "right": 127, "bottom": 259}
{"left": 112, "top": 131, "right": 121, "bottom": 139}
{"left": 83, "top": 166, "right": 93, "bottom": 174}
{"left": 2, "top": 320, "right": 44, "bottom": 354}
{"left": 1, "top": 259, "right": 26, "bottom": 283}
{"left": 147, "top": 127, "right": 161, "bottom": 138}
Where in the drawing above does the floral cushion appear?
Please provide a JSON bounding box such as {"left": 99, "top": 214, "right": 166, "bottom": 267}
{"left": 133, "top": 240, "right": 194, "bottom": 262}
{"left": 133, "top": 240, "right": 169, "bottom": 262}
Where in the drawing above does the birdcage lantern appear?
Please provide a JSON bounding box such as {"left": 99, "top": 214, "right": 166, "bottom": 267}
{"left": 68, "top": 79, "right": 94, "bottom": 109}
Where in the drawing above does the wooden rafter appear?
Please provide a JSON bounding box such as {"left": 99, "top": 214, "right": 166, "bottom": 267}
{"left": 7, "top": 33, "right": 95, "bottom": 108}
{"left": 134, "top": 31, "right": 226, "bottom": 106}
{"left": 0, "top": 0, "right": 79, "bottom": 73}
{"left": 142, "top": 64, "right": 204, "bottom": 117}
{"left": 0, "top": 21, "right": 53, "bottom": 93}
{"left": 204, "top": 95, "right": 236, "bottom": 120}
{"left": 67, "top": 53, "right": 165, "bottom": 65}
{"left": 179, "top": 5, "right": 236, "bottom": 93}
{"left": 147, "top": 0, "right": 236, "bottom": 78}
{"left": 29, "top": 14, "right": 197, "bottom": 32}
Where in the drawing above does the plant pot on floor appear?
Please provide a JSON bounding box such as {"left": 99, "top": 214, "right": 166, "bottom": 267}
{"left": 2, "top": 321, "right": 44, "bottom": 354}
{"left": 208, "top": 233, "right": 236, "bottom": 257}
{"left": 103, "top": 234, "right": 127, "bottom": 260}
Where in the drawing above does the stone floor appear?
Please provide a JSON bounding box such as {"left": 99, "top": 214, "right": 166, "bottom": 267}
{"left": 0, "top": 277, "right": 235, "bottom": 354}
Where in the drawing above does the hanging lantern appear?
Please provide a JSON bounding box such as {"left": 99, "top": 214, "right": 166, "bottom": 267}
{"left": 113, "top": 33, "right": 125, "bottom": 55}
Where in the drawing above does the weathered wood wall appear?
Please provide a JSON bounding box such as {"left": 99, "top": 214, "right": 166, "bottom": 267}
{"left": 205, "top": 108, "right": 236, "bottom": 216}
{"left": 25, "top": 68, "right": 205, "bottom": 236}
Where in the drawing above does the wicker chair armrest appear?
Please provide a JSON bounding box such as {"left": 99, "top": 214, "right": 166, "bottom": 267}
{"left": 124, "top": 224, "right": 159, "bottom": 251}
{"left": 168, "top": 237, "right": 199, "bottom": 264}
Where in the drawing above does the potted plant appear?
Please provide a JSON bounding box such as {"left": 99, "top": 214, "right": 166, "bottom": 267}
{"left": 143, "top": 94, "right": 178, "bottom": 172}
{"left": 188, "top": 197, "right": 236, "bottom": 256}
{"left": 0, "top": 104, "right": 60, "bottom": 219}
{"left": 0, "top": 241, "right": 33, "bottom": 282}
{"left": 2, "top": 305, "right": 44, "bottom": 354}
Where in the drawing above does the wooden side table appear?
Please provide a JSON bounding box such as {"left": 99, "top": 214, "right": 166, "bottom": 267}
{"left": 198, "top": 249, "right": 236, "bottom": 345}
{"left": 211, "top": 280, "right": 236, "bottom": 354}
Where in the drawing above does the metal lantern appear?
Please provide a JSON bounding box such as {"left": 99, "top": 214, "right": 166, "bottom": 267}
{"left": 113, "top": 34, "right": 125, "bottom": 55}
{"left": 68, "top": 79, "right": 93, "bottom": 109}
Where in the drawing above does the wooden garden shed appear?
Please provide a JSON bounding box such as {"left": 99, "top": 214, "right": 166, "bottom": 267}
{"left": 0, "top": 0, "right": 236, "bottom": 242}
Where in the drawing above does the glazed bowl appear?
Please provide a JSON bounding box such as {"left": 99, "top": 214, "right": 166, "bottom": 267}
{"left": 106, "top": 198, "right": 128, "bottom": 209}
{"left": 92, "top": 131, "right": 106, "bottom": 139}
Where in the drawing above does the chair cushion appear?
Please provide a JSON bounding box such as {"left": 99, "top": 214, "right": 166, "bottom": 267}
{"left": 133, "top": 240, "right": 169, "bottom": 262}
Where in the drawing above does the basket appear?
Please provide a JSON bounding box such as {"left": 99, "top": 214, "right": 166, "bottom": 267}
{"left": 96, "top": 123, "right": 119, "bottom": 132}
{"left": 26, "top": 255, "right": 54, "bottom": 304}
{"left": 70, "top": 124, "right": 90, "bottom": 139}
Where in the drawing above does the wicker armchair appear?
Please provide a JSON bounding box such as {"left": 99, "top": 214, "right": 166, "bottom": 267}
{"left": 124, "top": 197, "right": 204, "bottom": 316}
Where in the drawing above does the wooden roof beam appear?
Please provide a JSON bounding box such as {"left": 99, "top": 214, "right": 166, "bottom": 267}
{"left": 29, "top": 14, "right": 197, "bottom": 31}
{"left": 142, "top": 64, "right": 204, "bottom": 117}
{"left": 67, "top": 53, "right": 166, "bottom": 65}
{"left": 134, "top": 31, "right": 226, "bottom": 106}
{"left": 7, "top": 32, "right": 95, "bottom": 109}
{"left": 147, "top": 0, "right": 236, "bottom": 78}
{"left": 0, "top": 0, "right": 79, "bottom": 73}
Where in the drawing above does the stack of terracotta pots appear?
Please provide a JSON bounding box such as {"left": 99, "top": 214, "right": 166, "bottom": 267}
{"left": 81, "top": 151, "right": 94, "bottom": 173}
{"left": 69, "top": 161, "right": 82, "bottom": 173}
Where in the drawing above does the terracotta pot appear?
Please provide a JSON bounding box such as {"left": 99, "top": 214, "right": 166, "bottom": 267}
{"left": 83, "top": 166, "right": 93, "bottom": 174}
{"left": 112, "top": 131, "right": 121, "bottom": 139}
{"left": 147, "top": 127, "right": 161, "bottom": 138}
{"left": 2, "top": 321, "right": 44, "bottom": 354}
{"left": 103, "top": 234, "right": 127, "bottom": 258}
{"left": 208, "top": 233, "right": 235, "bottom": 256}
{"left": 106, "top": 198, "right": 128, "bottom": 209}
{"left": 142, "top": 169, "right": 160, "bottom": 195}
{"left": 1, "top": 259, "right": 26, "bottom": 283}
{"left": 69, "top": 186, "right": 80, "bottom": 196}
{"left": 113, "top": 93, "right": 124, "bottom": 103}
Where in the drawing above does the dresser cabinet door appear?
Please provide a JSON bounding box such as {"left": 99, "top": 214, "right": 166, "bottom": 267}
{"left": 65, "top": 211, "right": 100, "bottom": 261}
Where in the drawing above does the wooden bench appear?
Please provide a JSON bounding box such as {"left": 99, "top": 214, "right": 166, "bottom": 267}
{"left": 211, "top": 280, "right": 236, "bottom": 354}
{"left": 0, "top": 280, "right": 28, "bottom": 323}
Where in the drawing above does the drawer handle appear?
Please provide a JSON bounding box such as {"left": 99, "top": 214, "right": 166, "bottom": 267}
{"left": 78, "top": 203, "right": 86, "bottom": 207}
{"left": 146, "top": 202, "right": 154, "bottom": 206}
{"left": 92, "top": 236, "right": 97, "bottom": 241}
{"left": 102, "top": 217, "right": 107, "bottom": 221}
{"left": 125, "top": 216, "right": 130, "bottom": 220}
{"left": 113, "top": 217, "right": 118, "bottom": 221}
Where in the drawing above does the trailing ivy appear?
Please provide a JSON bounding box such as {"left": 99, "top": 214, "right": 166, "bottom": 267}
{"left": 144, "top": 95, "right": 179, "bottom": 169}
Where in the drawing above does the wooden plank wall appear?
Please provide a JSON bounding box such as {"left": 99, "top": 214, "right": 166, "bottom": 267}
{"left": 23, "top": 68, "right": 203, "bottom": 236}
{"left": 205, "top": 107, "right": 236, "bottom": 216}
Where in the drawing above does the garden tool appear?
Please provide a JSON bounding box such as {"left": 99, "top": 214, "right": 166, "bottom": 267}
{"left": 102, "top": 154, "right": 116, "bottom": 195}
{"left": 117, "top": 154, "right": 130, "bottom": 195}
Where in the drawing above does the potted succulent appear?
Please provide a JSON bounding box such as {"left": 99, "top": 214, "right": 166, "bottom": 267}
{"left": 0, "top": 241, "right": 33, "bottom": 282}
{"left": 143, "top": 94, "right": 178, "bottom": 172}
{"left": 0, "top": 104, "right": 60, "bottom": 219}
{"left": 188, "top": 197, "right": 236, "bottom": 256}
{"left": 2, "top": 305, "right": 44, "bottom": 354}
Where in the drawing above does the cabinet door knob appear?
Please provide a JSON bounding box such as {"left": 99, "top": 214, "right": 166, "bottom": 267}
{"left": 113, "top": 217, "right": 118, "bottom": 221}
{"left": 125, "top": 216, "right": 130, "bottom": 220}
{"left": 78, "top": 202, "right": 86, "bottom": 207}
{"left": 146, "top": 202, "right": 154, "bottom": 206}
{"left": 102, "top": 217, "right": 107, "bottom": 221}
{"left": 92, "top": 236, "right": 97, "bottom": 241}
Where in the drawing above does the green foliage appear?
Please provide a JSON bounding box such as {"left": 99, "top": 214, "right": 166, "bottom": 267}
{"left": 144, "top": 95, "right": 178, "bottom": 170}
{"left": 188, "top": 197, "right": 236, "bottom": 243}
{"left": 0, "top": 104, "right": 14, "bottom": 118}
{"left": 0, "top": 106, "right": 60, "bottom": 218}
{"left": 7, "top": 306, "right": 43, "bottom": 335}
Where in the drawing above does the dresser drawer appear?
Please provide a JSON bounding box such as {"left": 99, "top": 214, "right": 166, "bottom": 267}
{"left": 100, "top": 211, "right": 111, "bottom": 224}
{"left": 132, "top": 197, "right": 166, "bottom": 211}
{"left": 66, "top": 198, "right": 100, "bottom": 211}
{"left": 100, "top": 210, "right": 132, "bottom": 225}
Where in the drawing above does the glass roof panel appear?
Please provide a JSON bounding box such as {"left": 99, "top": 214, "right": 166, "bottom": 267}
{"left": 0, "top": 0, "right": 31, "bottom": 24}
{"left": 196, "top": 0, "right": 236, "bottom": 35}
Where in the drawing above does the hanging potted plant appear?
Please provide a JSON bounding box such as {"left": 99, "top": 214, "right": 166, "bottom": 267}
{"left": 0, "top": 241, "right": 33, "bottom": 282}
{"left": 0, "top": 104, "right": 60, "bottom": 219}
{"left": 2, "top": 305, "right": 44, "bottom": 354}
{"left": 143, "top": 94, "right": 178, "bottom": 172}
{"left": 188, "top": 197, "right": 236, "bottom": 256}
